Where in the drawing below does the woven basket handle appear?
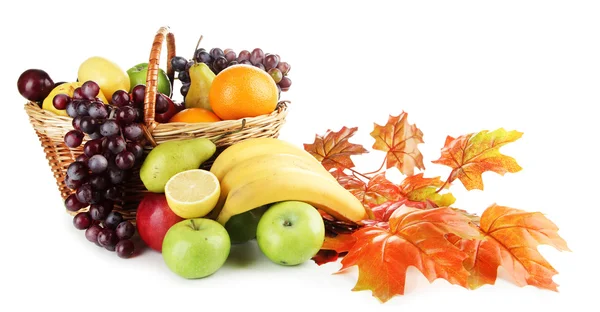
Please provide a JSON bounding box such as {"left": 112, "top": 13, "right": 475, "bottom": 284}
{"left": 142, "top": 26, "right": 176, "bottom": 145}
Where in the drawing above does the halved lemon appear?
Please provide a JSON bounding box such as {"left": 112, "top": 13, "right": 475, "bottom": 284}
{"left": 165, "top": 169, "right": 221, "bottom": 219}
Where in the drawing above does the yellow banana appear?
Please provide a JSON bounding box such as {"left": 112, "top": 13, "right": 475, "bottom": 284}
{"left": 209, "top": 153, "right": 336, "bottom": 219}
{"left": 210, "top": 138, "right": 321, "bottom": 181}
{"left": 216, "top": 167, "right": 368, "bottom": 225}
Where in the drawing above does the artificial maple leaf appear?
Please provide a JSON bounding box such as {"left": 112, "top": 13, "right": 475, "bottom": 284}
{"left": 322, "top": 233, "right": 357, "bottom": 253}
{"left": 449, "top": 204, "right": 570, "bottom": 291}
{"left": 370, "top": 112, "right": 425, "bottom": 176}
{"left": 370, "top": 198, "right": 438, "bottom": 222}
{"left": 304, "top": 126, "right": 368, "bottom": 170}
{"left": 432, "top": 128, "right": 522, "bottom": 191}
{"left": 312, "top": 250, "right": 342, "bottom": 266}
{"left": 399, "top": 173, "right": 456, "bottom": 207}
{"left": 338, "top": 206, "right": 482, "bottom": 302}
{"left": 334, "top": 171, "right": 403, "bottom": 209}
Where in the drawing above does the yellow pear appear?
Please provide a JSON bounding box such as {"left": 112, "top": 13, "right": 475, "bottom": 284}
{"left": 42, "top": 82, "right": 108, "bottom": 116}
{"left": 185, "top": 63, "right": 215, "bottom": 111}
{"left": 78, "top": 56, "right": 130, "bottom": 100}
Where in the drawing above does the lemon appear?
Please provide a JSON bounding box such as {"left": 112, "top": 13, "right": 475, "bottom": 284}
{"left": 78, "top": 56, "right": 130, "bottom": 100}
{"left": 165, "top": 169, "right": 220, "bottom": 219}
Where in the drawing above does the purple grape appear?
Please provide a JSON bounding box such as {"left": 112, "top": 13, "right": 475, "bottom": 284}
{"left": 214, "top": 56, "right": 228, "bottom": 71}
{"left": 76, "top": 101, "right": 89, "bottom": 116}
{"left": 71, "top": 116, "right": 82, "bottom": 130}
{"left": 75, "top": 154, "right": 88, "bottom": 163}
{"left": 111, "top": 90, "right": 131, "bottom": 107}
{"left": 85, "top": 225, "right": 103, "bottom": 246}
{"left": 237, "top": 50, "right": 250, "bottom": 62}
{"left": 250, "top": 48, "right": 265, "bottom": 65}
{"left": 76, "top": 183, "right": 93, "bottom": 204}
{"left": 64, "top": 130, "right": 84, "bottom": 148}
{"left": 185, "top": 60, "right": 195, "bottom": 70}
{"left": 117, "top": 106, "right": 137, "bottom": 125}
{"left": 84, "top": 139, "right": 103, "bottom": 157}
{"left": 73, "top": 87, "right": 85, "bottom": 100}
{"left": 97, "top": 228, "right": 118, "bottom": 251}
{"left": 66, "top": 102, "right": 78, "bottom": 117}
{"left": 89, "top": 131, "right": 102, "bottom": 140}
{"left": 88, "top": 154, "right": 108, "bottom": 174}
{"left": 53, "top": 94, "right": 70, "bottom": 110}
{"left": 277, "top": 62, "right": 291, "bottom": 75}
{"left": 178, "top": 71, "right": 190, "bottom": 84}
{"left": 65, "top": 194, "right": 86, "bottom": 212}
{"left": 67, "top": 161, "right": 88, "bottom": 181}
{"left": 180, "top": 83, "right": 190, "bottom": 97}
{"left": 155, "top": 93, "right": 170, "bottom": 113}
{"left": 254, "top": 63, "right": 265, "bottom": 71}
{"left": 104, "top": 211, "right": 123, "bottom": 230}
{"left": 65, "top": 175, "right": 83, "bottom": 190}
{"left": 171, "top": 56, "right": 188, "bottom": 72}
{"left": 195, "top": 51, "right": 212, "bottom": 64}
{"left": 81, "top": 81, "right": 100, "bottom": 99}
{"left": 264, "top": 54, "right": 279, "bottom": 70}
{"left": 100, "top": 120, "right": 120, "bottom": 137}
{"left": 126, "top": 142, "right": 144, "bottom": 160}
{"left": 209, "top": 48, "right": 224, "bottom": 59}
{"left": 108, "top": 167, "right": 126, "bottom": 184}
{"left": 89, "top": 174, "right": 109, "bottom": 190}
{"left": 240, "top": 60, "right": 252, "bottom": 65}
{"left": 115, "top": 151, "right": 135, "bottom": 170}
{"left": 107, "top": 135, "right": 126, "bottom": 154}
{"left": 90, "top": 201, "right": 113, "bottom": 221}
{"left": 88, "top": 102, "right": 108, "bottom": 119}
{"left": 80, "top": 116, "right": 98, "bottom": 134}
{"left": 224, "top": 50, "right": 236, "bottom": 63}
{"left": 116, "top": 221, "right": 135, "bottom": 240}
{"left": 279, "top": 76, "right": 292, "bottom": 91}
{"left": 73, "top": 212, "right": 92, "bottom": 230}
{"left": 131, "top": 84, "right": 146, "bottom": 106}
{"left": 116, "top": 240, "right": 135, "bottom": 258}
{"left": 123, "top": 124, "right": 144, "bottom": 141}
{"left": 104, "top": 186, "right": 121, "bottom": 201}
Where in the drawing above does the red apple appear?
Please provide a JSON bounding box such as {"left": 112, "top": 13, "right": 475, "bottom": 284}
{"left": 136, "top": 193, "right": 184, "bottom": 252}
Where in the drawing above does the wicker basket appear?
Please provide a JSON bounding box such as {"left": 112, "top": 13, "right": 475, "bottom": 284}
{"left": 24, "top": 26, "right": 289, "bottom": 220}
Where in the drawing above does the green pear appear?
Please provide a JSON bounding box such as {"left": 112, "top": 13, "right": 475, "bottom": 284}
{"left": 140, "top": 138, "right": 216, "bottom": 193}
{"left": 185, "top": 63, "right": 215, "bottom": 111}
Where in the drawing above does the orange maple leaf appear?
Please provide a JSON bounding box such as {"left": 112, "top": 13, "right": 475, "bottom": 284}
{"left": 432, "top": 128, "right": 522, "bottom": 190}
{"left": 303, "top": 126, "right": 368, "bottom": 171}
{"left": 332, "top": 170, "right": 402, "bottom": 210}
{"left": 399, "top": 173, "right": 456, "bottom": 207}
{"left": 338, "top": 206, "right": 481, "bottom": 303}
{"left": 449, "top": 204, "right": 570, "bottom": 290}
{"left": 370, "top": 112, "right": 425, "bottom": 176}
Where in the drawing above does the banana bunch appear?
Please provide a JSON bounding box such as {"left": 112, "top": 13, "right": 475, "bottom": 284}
{"left": 209, "top": 138, "right": 368, "bottom": 225}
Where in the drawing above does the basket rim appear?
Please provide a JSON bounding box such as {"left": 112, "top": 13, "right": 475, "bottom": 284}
{"left": 24, "top": 100, "right": 289, "bottom": 130}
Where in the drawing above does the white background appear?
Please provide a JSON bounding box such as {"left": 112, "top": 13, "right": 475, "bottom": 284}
{"left": 1, "top": 1, "right": 598, "bottom": 311}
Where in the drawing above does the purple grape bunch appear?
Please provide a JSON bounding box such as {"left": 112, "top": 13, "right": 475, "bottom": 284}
{"left": 170, "top": 48, "right": 291, "bottom": 100}
{"left": 58, "top": 81, "right": 147, "bottom": 259}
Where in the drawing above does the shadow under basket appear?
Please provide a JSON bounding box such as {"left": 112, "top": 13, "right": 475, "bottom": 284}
{"left": 24, "top": 26, "right": 290, "bottom": 221}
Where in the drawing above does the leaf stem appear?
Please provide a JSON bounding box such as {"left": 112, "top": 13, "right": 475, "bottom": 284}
{"left": 435, "top": 170, "right": 455, "bottom": 193}
{"left": 361, "top": 156, "right": 387, "bottom": 176}
{"left": 347, "top": 167, "right": 372, "bottom": 181}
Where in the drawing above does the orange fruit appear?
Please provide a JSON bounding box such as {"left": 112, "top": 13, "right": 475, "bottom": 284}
{"left": 169, "top": 108, "right": 222, "bottom": 123}
{"left": 209, "top": 64, "right": 278, "bottom": 120}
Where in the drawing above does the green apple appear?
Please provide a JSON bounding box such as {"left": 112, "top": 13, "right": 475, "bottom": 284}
{"left": 127, "top": 62, "right": 172, "bottom": 96}
{"left": 162, "top": 218, "right": 230, "bottom": 279}
{"left": 225, "top": 205, "right": 268, "bottom": 244}
{"left": 256, "top": 201, "right": 325, "bottom": 266}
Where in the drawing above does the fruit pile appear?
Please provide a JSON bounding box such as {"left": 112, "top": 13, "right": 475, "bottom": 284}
{"left": 18, "top": 39, "right": 295, "bottom": 259}
{"left": 19, "top": 30, "right": 567, "bottom": 304}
